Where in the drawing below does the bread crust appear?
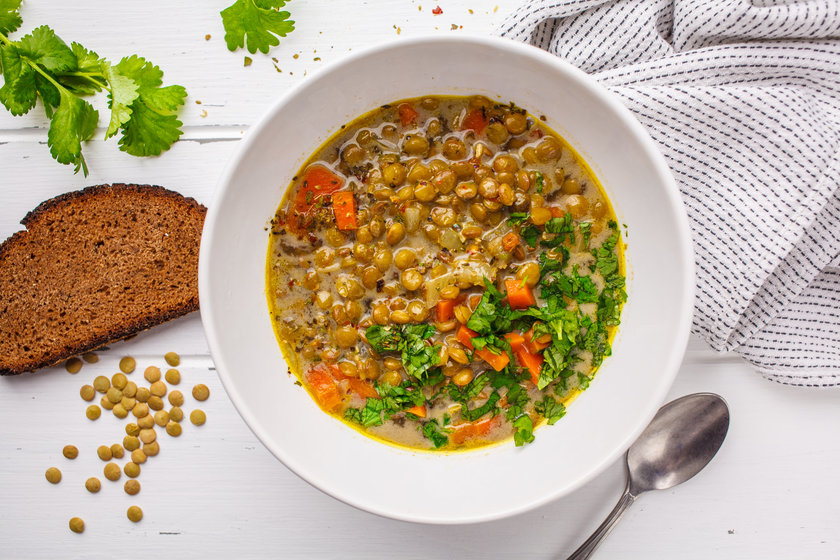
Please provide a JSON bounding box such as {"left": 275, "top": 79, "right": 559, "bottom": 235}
{"left": 0, "top": 184, "right": 207, "bottom": 375}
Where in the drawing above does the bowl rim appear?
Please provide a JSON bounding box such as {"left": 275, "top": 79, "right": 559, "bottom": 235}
{"left": 199, "top": 34, "right": 696, "bottom": 524}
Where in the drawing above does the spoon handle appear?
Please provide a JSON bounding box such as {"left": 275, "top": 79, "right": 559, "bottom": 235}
{"left": 566, "top": 478, "right": 636, "bottom": 560}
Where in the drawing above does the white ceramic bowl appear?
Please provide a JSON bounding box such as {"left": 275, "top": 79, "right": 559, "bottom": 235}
{"left": 199, "top": 36, "right": 694, "bottom": 524}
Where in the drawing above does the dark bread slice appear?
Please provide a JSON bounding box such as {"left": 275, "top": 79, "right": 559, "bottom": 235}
{"left": 0, "top": 184, "right": 206, "bottom": 375}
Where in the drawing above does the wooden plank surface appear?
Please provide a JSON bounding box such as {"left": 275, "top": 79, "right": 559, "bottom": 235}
{"left": 1, "top": 1, "right": 839, "bottom": 558}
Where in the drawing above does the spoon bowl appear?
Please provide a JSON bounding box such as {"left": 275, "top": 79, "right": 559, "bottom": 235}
{"left": 568, "top": 393, "right": 730, "bottom": 559}
{"left": 628, "top": 393, "right": 730, "bottom": 494}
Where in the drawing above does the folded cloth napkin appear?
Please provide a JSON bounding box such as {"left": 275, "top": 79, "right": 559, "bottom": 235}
{"left": 498, "top": 0, "right": 840, "bottom": 386}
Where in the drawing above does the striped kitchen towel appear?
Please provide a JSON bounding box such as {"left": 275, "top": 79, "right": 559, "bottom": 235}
{"left": 498, "top": 0, "right": 840, "bottom": 386}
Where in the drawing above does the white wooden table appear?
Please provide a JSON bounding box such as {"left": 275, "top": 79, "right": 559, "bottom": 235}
{"left": 2, "top": 2, "right": 839, "bottom": 558}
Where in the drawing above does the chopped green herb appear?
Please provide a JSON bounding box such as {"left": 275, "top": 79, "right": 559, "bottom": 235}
{"left": 507, "top": 212, "right": 529, "bottom": 226}
{"left": 220, "top": 0, "right": 295, "bottom": 55}
{"left": 422, "top": 420, "right": 449, "bottom": 448}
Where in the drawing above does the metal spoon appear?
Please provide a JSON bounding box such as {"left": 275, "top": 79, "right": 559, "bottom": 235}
{"left": 567, "top": 392, "right": 730, "bottom": 559}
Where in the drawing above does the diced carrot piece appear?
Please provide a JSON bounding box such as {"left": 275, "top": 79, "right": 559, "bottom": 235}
{"left": 406, "top": 404, "right": 427, "bottom": 418}
{"left": 456, "top": 324, "right": 509, "bottom": 370}
{"left": 505, "top": 278, "right": 536, "bottom": 309}
{"left": 306, "top": 366, "right": 342, "bottom": 412}
{"left": 347, "top": 378, "right": 379, "bottom": 400}
{"left": 503, "top": 332, "right": 525, "bottom": 352}
{"left": 524, "top": 326, "right": 551, "bottom": 354}
{"left": 502, "top": 232, "right": 520, "bottom": 252}
{"left": 456, "top": 324, "right": 477, "bottom": 351}
{"left": 516, "top": 346, "right": 544, "bottom": 386}
{"left": 475, "top": 348, "right": 510, "bottom": 371}
{"left": 549, "top": 206, "right": 566, "bottom": 218}
{"left": 331, "top": 191, "right": 357, "bottom": 230}
{"left": 451, "top": 415, "right": 501, "bottom": 445}
{"left": 398, "top": 103, "right": 419, "bottom": 127}
{"left": 294, "top": 165, "right": 344, "bottom": 213}
{"left": 461, "top": 108, "right": 488, "bottom": 134}
{"left": 436, "top": 299, "right": 458, "bottom": 322}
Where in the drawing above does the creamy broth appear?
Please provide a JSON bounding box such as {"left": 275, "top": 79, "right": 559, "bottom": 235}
{"left": 267, "top": 95, "right": 625, "bottom": 451}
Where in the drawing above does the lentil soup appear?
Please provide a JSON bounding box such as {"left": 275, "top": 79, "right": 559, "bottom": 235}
{"left": 267, "top": 95, "right": 625, "bottom": 451}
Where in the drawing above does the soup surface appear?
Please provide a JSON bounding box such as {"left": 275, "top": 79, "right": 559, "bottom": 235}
{"left": 267, "top": 95, "right": 625, "bottom": 451}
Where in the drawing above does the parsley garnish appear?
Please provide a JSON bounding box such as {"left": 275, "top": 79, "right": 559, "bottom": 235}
{"left": 535, "top": 171, "right": 544, "bottom": 193}
{"left": 365, "top": 324, "right": 441, "bottom": 380}
{"left": 0, "top": 3, "right": 186, "bottom": 174}
{"left": 422, "top": 420, "right": 449, "bottom": 449}
{"left": 521, "top": 224, "right": 540, "bottom": 248}
{"left": 535, "top": 395, "right": 566, "bottom": 425}
{"left": 221, "top": 0, "right": 295, "bottom": 54}
{"left": 507, "top": 212, "right": 529, "bottom": 226}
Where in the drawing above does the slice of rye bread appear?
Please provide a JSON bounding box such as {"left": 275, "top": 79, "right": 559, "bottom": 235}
{"left": 0, "top": 184, "right": 206, "bottom": 375}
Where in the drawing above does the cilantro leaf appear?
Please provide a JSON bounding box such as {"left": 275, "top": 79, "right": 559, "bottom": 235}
{"left": 47, "top": 90, "right": 98, "bottom": 175}
{"left": 507, "top": 212, "right": 529, "bottom": 226}
{"left": 364, "top": 324, "right": 441, "bottom": 380}
{"left": 422, "top": 420, "right": 449, "bottom": 449}
{"left": 534, "top": 395, "right": 566, "bottom": 425}
{"left": 521, "top": 224, "right": 540, "bottom": 248}
{"left": 16, "top": 25, "right": 76, "bottom": 73}
{"left": 535, "top": 171, "right": 544, "bottom": 193}
{"left": 0, "top": 0, "right": 22, "bottom": 36}
{"left": 0, "top": 44, "right": 37, "bottom": 115}
{"left": 513, "top": 415, "right": 535, "bottom": 446}
{"left": 113, "top": 55, "right": 186, "bottom": 156}
{"left": 580, "top": 221, "right": 592, "bottom": 247}
{"left": 103, "top": 63, "right": 139, "bottom": 139}
{"left": 221, "top": 0, "right": 295, "bottom": 55}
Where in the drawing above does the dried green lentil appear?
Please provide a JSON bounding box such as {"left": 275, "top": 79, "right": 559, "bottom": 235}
{"left": 137, "top": 415, "right": 155, "bottom": 429}
{"left": 131, "top": 449, "right": 147, "bottom": 464}
{"left": 80, "top": 385, "right": 95, "bottom": 401}
{"left": 86, "top": 405, "right": 101, "bottom": 420}
{"left": 190, "top": 409, "right": 207, "bottom": 426}
{"left": 148, "top": 396, "right": 164, "bottom": 411}
{"left": 169, "top": 407, "right": 184, "bottom": 422}
{"left": 112, "top": 403, "right": 129, "bottom": 419}
{"left": 110, "top": 443, "right": 124, "bottom": 459}
{"left": 62, "top": 445, "right": 78, "bottom": 459}
{"left": 143, "top": 441, "right": 160, "bottom": 456}
{"left": 111, "top": 373, "right": 127, "bottom": 390}
{"left": 139, "top": 428, "right": 156, "bottom": 444}
{"left": 135, "top": 387, "right": 150, "bottom": 402}
{"left": 192, "top": 384, "right": 210, "bottom": 401}
{"left": 164, "top": 368, "right": 180, "bottom": 384}
{"left": 93, "top": 376, "right": 110, "bottom": 393}
{"left": 120, "top": 396, "right": 136, "bottom": 410}
{"left": 123, "top": 381, "right": 137, "bottom": 398}
{"left": 119, "top": 356, "right": 136, "bottom": 374}
{"left": 149, "top": 381, "right": 167, "bottom": 397}
{"left": 97, "top": 445, "right": 112, "bottom": 461}
{"left": 124, "top": 462, "right": 140, "bottom": 478}
{"left": 65, "top": 357, "right": 82, "bottom": 374}
{"left": 106, "top": 387, "right": 122, "bottom": 404}
{"left": 124, "top": 479, "right": 141, "bottom": 495}
{"left": 100, "top": 396, "right": 114, "bottom": 411}
{"left": 69, "top": 517, "right": 85, "bottom": 533}
{"left": 164, "top": 352, "right": 180, "bottom": 367}
{"left": 132, "top": 402, "right": 149, "bottom": 418}
{"left": 168, "top": 390, "right": 184, "bottom": 407}
{"left": 154, "top": 410, "right": 170, "bottom": 427}
{"left": 127, "top": 505, "right": 143, "bottom": 523}
{"left": 85, "top": 477, "right": 101, "bottom": 493}
{"left": 165, "top": 421, "right": 182, "bottom": 437}
{"left": 123, "top": 436, "right": 140, "bottom": 451}
{"left": 82, "top": 352, "right": 98, "bottom": 363}
{"left": 104, "top": 462, "right": 121, "bottom": 481}
{"left": 125, "top": 423, "right": 140, "bottom": 437}
{"left": 144, "top": 366, "right": 161, "bottom": 383}
{"left": 45, "top": 467, "right": 61, "bottom": 484}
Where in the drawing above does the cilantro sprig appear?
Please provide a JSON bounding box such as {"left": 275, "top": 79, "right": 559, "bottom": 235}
{"left": 365, "top": 323, "right": 441, "bottom": 381}
{"left": 0, "top": 1, "right": 186, "bottom": 175}
{"left": 221, "top": 0, "right": 295, "bottom": 54}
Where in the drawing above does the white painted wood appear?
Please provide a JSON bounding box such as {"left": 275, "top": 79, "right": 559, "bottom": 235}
{"left": 1, "top": 1, "right": 839, "bottom": 558}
